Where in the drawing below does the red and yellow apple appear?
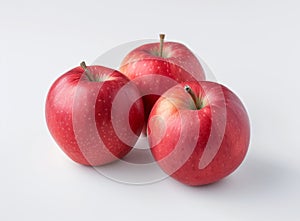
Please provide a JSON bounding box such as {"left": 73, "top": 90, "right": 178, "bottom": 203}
{"left": 120, "top": 35, "right": 206, "bottom": 129}
{"left": 45, "top": 62, "right": 144, "bottom": 166}
{"left": 147, "top": 81, "right": 250, "bottom": 186}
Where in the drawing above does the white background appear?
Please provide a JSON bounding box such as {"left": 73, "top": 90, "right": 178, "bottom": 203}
{"left": 1, "top": 0, "right": 300, "bottom": 220}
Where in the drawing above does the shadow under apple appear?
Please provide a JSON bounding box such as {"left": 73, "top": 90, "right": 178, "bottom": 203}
{"left": 181, "top": 149, "right": 299, "bottom": 202}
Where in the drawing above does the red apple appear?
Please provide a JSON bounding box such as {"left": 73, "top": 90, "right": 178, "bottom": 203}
{"left": 147, "top": 81, "right": 250, "bottom": 186}
{"left": 45, "top": 62, "right": 144, "bottom": 166}
{"left": 120, "top": 34, "right": 206, "bottom": 128}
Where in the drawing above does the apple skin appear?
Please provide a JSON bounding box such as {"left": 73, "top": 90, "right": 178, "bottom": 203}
{"left": 45, "top": 65, "right": 144, "bottom": 166}
{"left": 120, "top": 41, "right": 206, "bottom": 127}
{"left": 147, "top": 81, "right": 250, "bottom": 186}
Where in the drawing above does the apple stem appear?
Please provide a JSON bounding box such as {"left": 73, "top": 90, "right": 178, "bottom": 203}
{"left": 184, "top": 85, "right": 202, "bottom": 110}
{"left": 159, "top": 34, "right": 165, "bottom": 57}
{"left": 80, "top": 61, "right": 94, "bottom": 81}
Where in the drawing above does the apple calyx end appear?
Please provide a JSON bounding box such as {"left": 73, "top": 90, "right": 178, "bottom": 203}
{"left": 184, "top": 85, "right": 202, "bottom": 110}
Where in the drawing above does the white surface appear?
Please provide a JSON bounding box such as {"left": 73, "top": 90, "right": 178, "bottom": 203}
{"left": 1, "top": 0, "right": 300, "bottom": 220}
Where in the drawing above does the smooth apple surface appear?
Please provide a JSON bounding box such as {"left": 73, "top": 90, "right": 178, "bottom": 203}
{"left": 120, "top": 41, "right": 206, "bottom": 125}
{"left": 147, "top": 81, "right": 250, "bottom": 186}
{"left": 46, "top": 65, "right": 144, "bottom": 166}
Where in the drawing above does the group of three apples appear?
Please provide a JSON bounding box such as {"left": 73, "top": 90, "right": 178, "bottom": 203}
{"left": 46, "top": 35, "right": 250, "bottom": 186}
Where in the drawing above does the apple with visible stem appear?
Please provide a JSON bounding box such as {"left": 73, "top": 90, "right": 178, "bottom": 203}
{"left": 120, "top": 34, "right": 206, "bottom": 131}
{"left": 147, "top": 81, "right": 250, "bottom": 186}
{"left": 45, "top": 62, "right": 144, "bottom": 166}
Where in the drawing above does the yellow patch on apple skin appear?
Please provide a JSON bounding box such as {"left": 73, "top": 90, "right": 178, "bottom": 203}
{"left": 153, "top": 100, "right": 177, "bottom": 118}
{"left": 147, "top": 115, "right": 167, "bottom": 147}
